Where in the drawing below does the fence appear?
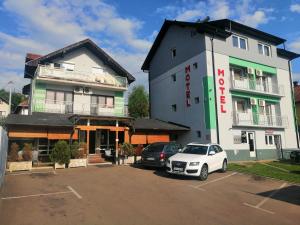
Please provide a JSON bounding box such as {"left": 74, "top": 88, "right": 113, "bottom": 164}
{"left": 0, "top": 127, "right": 8, "bottom": 188}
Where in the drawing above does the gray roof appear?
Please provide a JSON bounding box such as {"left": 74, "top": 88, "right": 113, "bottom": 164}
{"left": 5, "top": 113, "right": 73, "bottom": 127}
{"left": 133, "top": 118, "right": 190, "bottom": 131}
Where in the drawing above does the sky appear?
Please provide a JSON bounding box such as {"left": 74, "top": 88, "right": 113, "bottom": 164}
{"left": 0, "top": 0, "right": 300, "bottom": 93}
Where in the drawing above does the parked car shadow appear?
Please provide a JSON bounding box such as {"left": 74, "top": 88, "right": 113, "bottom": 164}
{"left": 153, "top": 169, "right": 198, "bottom": 180}
{"left": 257, "top": 185, "right": 300, "bottom": 206}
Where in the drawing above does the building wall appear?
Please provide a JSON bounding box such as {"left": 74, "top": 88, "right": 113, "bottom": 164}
{"left": 0, "top": 100, "right": 9, "bottom": 116}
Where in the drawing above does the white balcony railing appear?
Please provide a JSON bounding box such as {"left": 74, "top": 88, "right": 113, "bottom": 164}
{"left": 36, "top": 65, "right": 127, "bottom": 89}
{"left": 32, "top": 99, "right": 128, "bottom": 117}
{"left": 233, "top": 112, "right": 288, "bottom": 128}
{"left": 231, "top": 79, "right": 284, "bottom": 96}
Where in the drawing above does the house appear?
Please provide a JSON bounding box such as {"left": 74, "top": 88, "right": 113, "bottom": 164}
{"left": 0, "top": 96, "right": 9, "bottom": 117}
{"left": 5, "top": 39, "right": 187, "bottom": 163}
{"left": 14, "top": 99, "right": 29, "bottom": 115}
{"left": 142, "top": 19, "right": 300, "bottom": 161}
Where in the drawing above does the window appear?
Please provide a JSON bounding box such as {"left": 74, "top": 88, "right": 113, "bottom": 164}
{"left": 171, "top": 104, "right": 177, "bottom": 112}
{"left": 171, "top": 74, "right": 176, "bottom": 82}
{"left": 46, "top": 90, "right": 73, "bottom": 104}
{"left": 197, "top": 131, "right": 201, "bottom": 138}
{"left": 258, "top": 43, "right": 271, "bottom": 56}
{"left": 171, "top": 48, "right": 176, "bottom": 58}
{"left": 91, "top": 95, "right": 114, "bottom": 108}
{"left": 236, "top": 99, "right": 247, "bottom": 113}
{"left": 265, "top": 135, "right": 274, "bottom": 145}
{"left": 61, "top": 62, "right": 75, "bottom": 71}
{"left": 231, "top": 67, "right": 245, "bottom": 81}
{"left": 232, "top": 35, "right": 248, "bottom": 50}
{"left": 194, "top": 97, "right": 200, "bottom": 104}
{"left": 92, "top": 67, "right": 104, "bottom": 74}
{"left": 193, "top": 62, "right": 198, "bottom": 69}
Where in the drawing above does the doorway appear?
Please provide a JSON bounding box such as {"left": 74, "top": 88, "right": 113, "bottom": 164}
{"left": 274, "top": 135, "right": 283, "bottom": 159}
{"left": 89, "top": 131, "right": 96, "bottom": 154}
{"left": 248, "top": 132, "right": 256, "bottom": 158}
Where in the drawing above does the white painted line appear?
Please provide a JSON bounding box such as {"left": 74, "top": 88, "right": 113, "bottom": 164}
{"left": 243, "top": 203, "right": 274, "bottom": 214}
{"left": 1, "top": 191, "right": 71, "bottom": 200}
{"left": 261, "top": 163, "right": 289, "bottom": 173}
{"left": 188, "top": 185, "right": 206, "bottom": 191}
{"left": 67, "top": 186, "right": 82, "bottom": 199}
{"left": 243, "top": 182, "right": 287, "bottom": 214}
{"left": 192, "top": 172, "right": 237, "bottom": 188}
{"left": 7, "top": 171, "right": 56, "bottom": 176}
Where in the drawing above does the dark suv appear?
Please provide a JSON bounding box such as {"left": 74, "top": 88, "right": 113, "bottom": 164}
{"left": 141, "top": 142, "right": 181, "bottom": 168}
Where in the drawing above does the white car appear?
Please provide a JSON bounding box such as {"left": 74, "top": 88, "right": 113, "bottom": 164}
{"left": 166, "top": 143, "right": 227, "bottom": 180}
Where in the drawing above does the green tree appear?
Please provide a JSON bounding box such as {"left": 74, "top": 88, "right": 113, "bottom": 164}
{"left": 128, "top": 85, "right": 149, "bottom": 118}
{"left": 0, "top": 89, "right": 26, "bottom": 112}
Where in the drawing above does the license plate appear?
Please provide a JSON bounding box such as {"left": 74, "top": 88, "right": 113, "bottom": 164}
{"left": 173, "top": 167, "right": 184, "bottom": 172}
{"left": 147, "top": 157, "right": 155, "bottom": 161}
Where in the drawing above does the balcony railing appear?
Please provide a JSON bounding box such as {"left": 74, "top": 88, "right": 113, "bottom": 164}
{"left": 231, "top": 79, "right": 284, "bottom": 96}
{"left": 32, "top": 100, "right": 128, "bottom": 117}
{"left": 233, "top": 112, "right": 288, "bottom": 128}
{"left": 36, "top": 65, "right": 127, "bottom": 89}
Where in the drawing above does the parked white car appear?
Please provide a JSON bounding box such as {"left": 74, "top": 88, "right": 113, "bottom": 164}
{"left": 166, "top": 143, "right": 227, "bottom": 180}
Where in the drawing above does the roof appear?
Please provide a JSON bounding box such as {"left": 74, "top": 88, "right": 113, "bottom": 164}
{"left": 277, "top": 48, "right": 300, "bottom": 60}
{"left": 141, "top": 19, "right": 231, "bottom": 70}
{"left": 141, "top": 19, "right": 289, "bottom": 71}
{"left": 18, "top": 99, "right": 28, "bottom": 107}
{"left": 25, "top": 53, "right": 42, "bottom": 62}
{"left": 5, "top": 113, "right": 73, "bottom": 127}
{"left": 294, "top": 85, "right": 300, "bottom": 103}
{"left": 25, "top": 39, "right": 135, "bottom": 83}
{"left": 133, "top": 118, "right": 190, "bottom": 131}
{"left": 0, "top": 96, "right": 9, "bottom": 104}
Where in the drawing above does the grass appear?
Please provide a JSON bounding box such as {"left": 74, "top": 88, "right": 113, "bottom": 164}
{"left": 228, "top": 161, "right": 300, "bottom": 183}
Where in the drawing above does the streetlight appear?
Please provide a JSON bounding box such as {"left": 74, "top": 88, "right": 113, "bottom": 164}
{"left": 7, "top": 81, "right": 14, "bottom": 114}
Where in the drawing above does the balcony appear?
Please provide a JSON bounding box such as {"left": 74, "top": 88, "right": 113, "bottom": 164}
{"left": 233, "top": 112, "right": 288, "bottom": 128}
{"left": 32, "top": 100, "right": 128, "bottom": 117}
{"left": 36, "top": 65, "right": 127, "bottom": 89}
{"left": 230, "top": 79, "right": 284, "bottom": 96}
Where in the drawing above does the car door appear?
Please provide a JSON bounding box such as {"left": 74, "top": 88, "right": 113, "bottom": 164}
{"left": 214, "top": 145, "right": 225, "bottom": 169}
{"left": 207, "top": 145, "right": 218, "bottom": 172}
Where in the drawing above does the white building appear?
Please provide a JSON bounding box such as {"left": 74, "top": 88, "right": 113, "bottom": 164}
{"left": 142, "top": 19, "right": 300, "bottom": 161}
{"left": 0, "top": 97, "right": 9, "bottom": 117}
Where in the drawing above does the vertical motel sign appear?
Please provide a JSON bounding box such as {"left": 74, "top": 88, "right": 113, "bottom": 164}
{"left": 185, "top": 65, "right": 191, "bottom": 107}
{"left": 218, "top": 69, "right": 226, "bottom": 113}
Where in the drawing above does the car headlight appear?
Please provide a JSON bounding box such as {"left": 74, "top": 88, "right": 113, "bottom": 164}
{"left": 189, "top": 162, "right": 200, "bottom": 166}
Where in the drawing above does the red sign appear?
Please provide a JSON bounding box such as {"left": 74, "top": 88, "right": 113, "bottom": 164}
{"left": 185, "top": 65, "right": 191, "bottom": 107}
{"left": 218, "top": 69, "right": 226, "bottom": 113}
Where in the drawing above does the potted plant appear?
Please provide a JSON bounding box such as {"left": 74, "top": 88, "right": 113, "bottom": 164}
{"left": 7, "top": 143, "right": 33, "bottom": 172}
{"left": 50, "top": 140, "right": 70, "bottom": 169}
{"left": 69, "top": 141, "right": 87, "bottom": 168}
{"left": 120, "top": 142, "right": 135, "bottom": 164}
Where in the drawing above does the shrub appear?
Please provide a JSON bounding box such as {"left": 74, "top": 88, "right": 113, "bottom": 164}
{"left": 22, "top": 143, "right": 33, "bottom": 161}
{"left": 70, "top": 141, "right": 80, "bottom": 159}
{"left": 121, "top": 142, "right": 134, "bottom": 156}
{"left": 8, "top": 143, "right": 19, "bottom": 162}
{"left": 50, "top": 140, "right": 70, "bottom": 165}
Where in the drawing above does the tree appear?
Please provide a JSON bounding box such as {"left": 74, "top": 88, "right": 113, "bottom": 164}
{"left": 0, "top": 89, "right": 26, "bottom": 112}
{"left": 128, "top": 85, "right": 149, "bottom": 118}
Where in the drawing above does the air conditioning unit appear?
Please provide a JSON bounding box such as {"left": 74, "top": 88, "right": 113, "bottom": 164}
{"left": 247, "top": 67, "right": 254, "bottom": 74}
{"left": 256, "top": 69, "right": 263, "bottom": 76}
{"left": 258, "top": 99, "right": 265, "bottom": 107}
{"left": 250, "top": 98, "right": 256, "bottom": 105}
{"left": 74, "top": 86, "right": 83, "bottom": 93}
{"left": 83, "top": 87, "right": 92, "bottom": 94}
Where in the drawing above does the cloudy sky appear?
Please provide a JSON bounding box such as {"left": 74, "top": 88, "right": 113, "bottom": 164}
{"left": 0, "top": 0, "right": 300, "bottom": 93}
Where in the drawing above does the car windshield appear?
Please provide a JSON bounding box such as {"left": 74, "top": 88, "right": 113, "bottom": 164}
{"left": 146, "top": 143, "right": 166, "bottom": 152}
{"left": 182, "top": 145, "right": 208, "bottom": 155}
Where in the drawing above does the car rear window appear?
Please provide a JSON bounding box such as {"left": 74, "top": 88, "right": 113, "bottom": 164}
{"left": 146, "top": 143, "right": 166, "bottom": 152}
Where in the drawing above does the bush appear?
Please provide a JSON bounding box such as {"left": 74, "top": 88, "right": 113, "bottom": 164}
{"left": 121, "top": 142, "right": 134, "bottom": 156}
{"left": 50, "top": 141, "right": 71, "bottom": 165}
{"left": 22, "top": 143, "right": 33, "bottom": 161}
{"left": 8, "top": 143, "right": 19, "bottom": 162}
{"left": 70, "top": 141, "right": 85, "bottom": 159}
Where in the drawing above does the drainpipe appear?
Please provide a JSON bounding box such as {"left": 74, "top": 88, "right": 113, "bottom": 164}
{"left": 287, "top": 59, "right": 300, "bottom": 149}
{"left": 210, "top": 36, "right": 220, "bottom": 144}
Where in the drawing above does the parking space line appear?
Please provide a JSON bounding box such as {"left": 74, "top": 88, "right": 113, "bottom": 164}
{"left": 6, "top": 171, "right": 56, "bottom": 176}
{"left": 1, "top": 190, "right": 72, "bottom": 200}
{"left": 243, "top": 182, "right": 287, "bottom": 214}
{"left": 67, "top": 186, "right": 82, "bottom": 199}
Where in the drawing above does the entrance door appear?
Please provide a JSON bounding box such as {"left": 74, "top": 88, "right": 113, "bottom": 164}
{"left": 248, "top": 132, "right": 256, "bottom": 158}
{"left": 89, "top": 131, "right": 96, "bottom": 154}
{"left": 274, "top": 135, "right": 283, "bottom": 159}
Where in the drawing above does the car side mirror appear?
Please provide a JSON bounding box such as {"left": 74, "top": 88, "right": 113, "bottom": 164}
{"left": 209, "top": 150, "right": 216, "bottom": 156}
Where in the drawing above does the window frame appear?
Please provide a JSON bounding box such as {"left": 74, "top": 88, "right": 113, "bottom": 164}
{"left": 265, "top": 135, "right": 274, "bottom": 145}
{"left": 232, "top": 35, "right": 248, "bottom": 50}
{"left": 171, "top": 104, "right": 177, "bottom": 112}
{"left": 91, "top": 95, "right": 115, "bottom": 108}
{"left": 258, "top": 43, "right": 271, "bottom": 57}
{"left": 45, "top": 90, "right": 74, "bottom": 104}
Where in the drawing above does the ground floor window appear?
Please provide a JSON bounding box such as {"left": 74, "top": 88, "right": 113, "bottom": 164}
{"left": 265, "top": 135, "right": 274, "bottom": 145}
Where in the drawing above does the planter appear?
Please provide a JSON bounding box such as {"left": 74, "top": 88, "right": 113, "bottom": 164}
{"left": 54, "top": 162, "right": 66, "bottom": 169}
{"left": 69, "top": 158, "right": 87, "bottom": 168}
{"left": 120, "top": 156, "right": 135, "bottom": 165}
{"left": 7, "top": 161, "right": 32, "bottom": 172}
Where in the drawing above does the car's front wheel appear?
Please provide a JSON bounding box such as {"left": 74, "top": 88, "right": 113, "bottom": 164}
{"left": 199, "top": 164, "right": 208, "bottom": 181}
{"left": 221, "top": 159, "right": 227, "bottom": 173}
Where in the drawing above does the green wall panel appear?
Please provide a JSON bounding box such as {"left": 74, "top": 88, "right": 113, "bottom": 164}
{"left": 203, "top": 76, "right": 216, "bottom": 129}
{"left": 33, "top": 81, "right": 46, "bottom": 112}
{"left": 231, "top": 91, "right": 280, "bottom": 103}
{"left": 114, "top": 91, "right": 124, "bottom": 116}
{"left": 229, "top": 57, "right": 277, "bottom": 74}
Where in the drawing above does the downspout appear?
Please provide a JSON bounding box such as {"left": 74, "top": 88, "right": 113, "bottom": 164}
{"left": 210, "top": 35, "right": 220, "bottom": 144}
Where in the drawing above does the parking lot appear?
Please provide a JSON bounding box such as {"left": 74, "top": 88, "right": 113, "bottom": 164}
{"left": 0, "top": 165, "right": 299, "bottom": 225}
